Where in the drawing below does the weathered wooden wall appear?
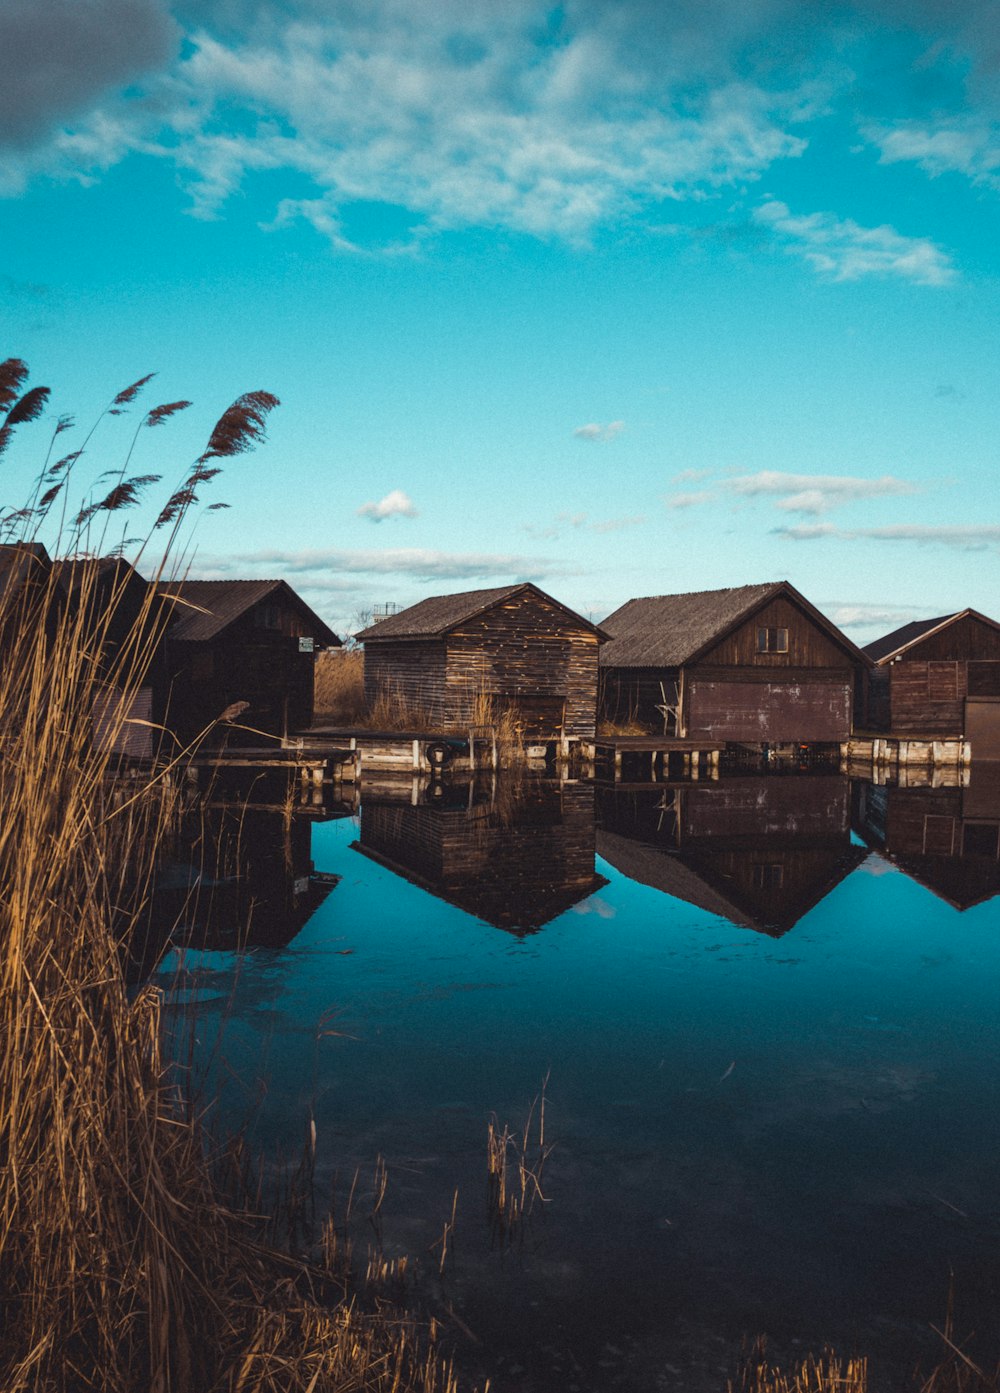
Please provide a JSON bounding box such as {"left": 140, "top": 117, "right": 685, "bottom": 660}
{"left": 687, "top": 598, "right": 857, "bottom": 742}
{"left": 886, "top": 617, "right": 1000, "bottom": 735}
{"left": 363, "top": 641, "right": 448, "bottom": 723}
{"left": 698, "top": 596, "right": 849, "bottom": 668}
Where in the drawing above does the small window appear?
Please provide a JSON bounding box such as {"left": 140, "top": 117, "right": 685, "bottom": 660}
{"left": 753, "top": 863, "right": 784, "bottom": 890}
{"left": 756, "top": 626, "right": 789, "bottom": 654}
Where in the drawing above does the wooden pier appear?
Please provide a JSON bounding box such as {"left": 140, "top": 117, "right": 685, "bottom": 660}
{"left": 589, "top": 735, "right": 725, "bottom": 782}
{"left": 842, "top": 734, "right": 971, "bottom": 774}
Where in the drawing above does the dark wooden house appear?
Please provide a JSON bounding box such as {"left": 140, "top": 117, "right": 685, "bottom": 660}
{"left": 356, "top": 583, "right": 607, "bottom": 742}
{"left": 161, "top": 579, "right": 340, "bottom": 747}
{"left": 599, "top": 581, "right": 867, "bottom": 746}
{"left": 353, "top": 780, "right": 608, "bottom": 935}
{"left": 597, "top": 775, "right": 865, "bottom": 936}
{"left": 56, "top": 557, "right": 171, "bottom": 758}
{"left": 854, "top": 770, "right": 1000, "bottom": 910}
{"left": 863, "top": 609, "right": 1000, "bottom": 757}
{"left": 0, "top": 541, "right": 59, "bottom": 646}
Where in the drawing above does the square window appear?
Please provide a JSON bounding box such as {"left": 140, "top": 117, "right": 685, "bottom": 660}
{"left": 756, "top": 626, "right": 789, "bottom": 654}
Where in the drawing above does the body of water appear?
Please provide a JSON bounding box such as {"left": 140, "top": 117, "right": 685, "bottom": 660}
{"left": 152, "top": 767, "right": 1000, "bottom": 1392}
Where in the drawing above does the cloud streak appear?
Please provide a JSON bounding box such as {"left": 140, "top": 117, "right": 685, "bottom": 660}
{"left": 208, "top": 546, "right": 563, "bottom": 582}
{"left": 728, "top": 470, "right": 918, "bottom": 514}
{"left": 775, "top": 523, "right": 1000, "bottom": 550}
{"left": 754, "top": 200, "right": 957, "bottom": 285}
{"left": 665, "top": 470, "right": 919, "bottom": 516}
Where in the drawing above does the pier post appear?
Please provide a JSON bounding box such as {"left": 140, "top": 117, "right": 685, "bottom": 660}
{"left": 614, "top": 749, "right": 622, "bottom": 781}
{"left": 691, "top": 750, "right": 700, "bottom": 778}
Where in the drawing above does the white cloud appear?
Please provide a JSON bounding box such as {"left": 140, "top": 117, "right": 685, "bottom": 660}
{"left": 573, "top": 421, "right": 625, "bottom": 442}
{"left": 728, "top": 470, "right": 917, "bottom": 514}
{"left": 357, "top": 488, "right": 418, "bottom": 522}
{"left": 0, "top": 5, "right": 812, "bottom": 244}
{"left": 753, "top": 200, "right": 957, "bottom": 285}
{"left": 863, "top": 120, "right": 1000, "bottom": 192}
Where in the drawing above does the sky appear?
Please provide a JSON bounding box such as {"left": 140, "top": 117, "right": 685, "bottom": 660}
{"left": 1, "top": 0, "right": 998, "bottom": 639}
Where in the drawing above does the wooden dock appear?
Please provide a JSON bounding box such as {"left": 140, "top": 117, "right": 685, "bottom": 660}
{"left": 589, "top": 736, "right": 725, "bottom": 782}
{"left": 842, "top": 734, "right": 971, "bottom": 772}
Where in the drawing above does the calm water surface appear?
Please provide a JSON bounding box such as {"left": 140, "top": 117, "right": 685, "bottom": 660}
{"left": 152, "top": 769, "right": 1000, "bottom": 1392}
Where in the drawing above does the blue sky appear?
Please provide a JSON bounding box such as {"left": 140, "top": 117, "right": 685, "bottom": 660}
{"left": 2, "top": 0, "right": 998, "bottom": 638}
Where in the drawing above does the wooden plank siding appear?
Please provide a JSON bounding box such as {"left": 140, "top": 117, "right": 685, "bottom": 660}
{"left": 885, "top": 615, "right": 1000, "bottom": 736}
{"left": 363, "top": 641, "right": 448, "bottom": 723}
{"left": 363, "top": 590, "right": 601, "bottom": 739}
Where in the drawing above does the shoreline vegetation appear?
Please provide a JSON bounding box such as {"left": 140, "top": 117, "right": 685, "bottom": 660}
{"left": 0, "top": 360, "right": 464, "bottom": 1392}
{"left": 1, "top": 357, "right": 996, "bottom": 1392}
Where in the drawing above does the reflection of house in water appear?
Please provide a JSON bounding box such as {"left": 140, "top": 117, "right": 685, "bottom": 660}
{"left": 597, "top": 775, "right": 866, "bottom": 936}
{"left": 353, "top": 780, "right": 608, "bottom": 935}
{"left": 132, "top": 805, "right": 340, "bottom": 976}
{"left": 854, "top": 768, "right": 1000, "bottom": 909}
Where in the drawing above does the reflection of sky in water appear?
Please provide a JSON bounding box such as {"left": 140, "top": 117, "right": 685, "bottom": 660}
{"left": 155, "top": 791, "right": 1000, "bottom": 1391}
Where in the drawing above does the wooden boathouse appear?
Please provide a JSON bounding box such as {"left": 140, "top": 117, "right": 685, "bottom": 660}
{"left": 161, "top": 579, "right": 340, "bottom": 746}
{"left": 863, "top": 609, "right": 1000, "bottom": 760}
{"left": 356, "top": 583, "right": 608, "bottom": 744}
{"left": 599, "top": 581, "right": 867, "bottom": 748}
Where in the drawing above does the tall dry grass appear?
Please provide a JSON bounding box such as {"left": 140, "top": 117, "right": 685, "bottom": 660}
{"left": 313, "top": 647, "right": 365, "bottom": 723}
{"left": 0, "top": 361, "right": 467, "bottom": 1393}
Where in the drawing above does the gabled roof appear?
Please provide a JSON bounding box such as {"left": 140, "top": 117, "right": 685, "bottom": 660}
{"left": 356, "top": 582, "right": 608, "bottom": 642}
{"left": 163, "top": 579, "right": 340, "bottom": 646}
{"left": 863, "top": 609, "right": 1000, "bottom": 665}
{"left": 598, "top": 581, "right": 867, "bottom": 669}
{"left": 0, "top": 542, "right": 51, "bottom": 600}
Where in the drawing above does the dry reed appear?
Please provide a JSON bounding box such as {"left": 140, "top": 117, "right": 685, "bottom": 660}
{"left": 485, "top": 1074, "right": 552, "bottom": 1248}
{"left": 313, "top": 647, "right": 365, "bottom": 723}
{"left": 0, "top": 361, "right": 469, "bottom": 1393}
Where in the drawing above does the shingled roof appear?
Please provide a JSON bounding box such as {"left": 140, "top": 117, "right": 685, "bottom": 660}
{"left": 356, "top": 582, "right": 606, "bottom": 642}
{"left": 164, "top": 579, "right": 340, "bottom": 646}
{"left": 599, "top": 581, "right": 858, "bottom": 669}
{"left": 861, "top": 611, "right": 1000, "bottom": 664}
